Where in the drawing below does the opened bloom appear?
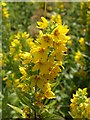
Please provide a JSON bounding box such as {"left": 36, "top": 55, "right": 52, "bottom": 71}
{"left": 37, "top": 17, "right": 48, "bottom": 29}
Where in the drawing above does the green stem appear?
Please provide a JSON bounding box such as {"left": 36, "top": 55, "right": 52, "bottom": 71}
{"left": 34, "top": 85, "right": 37, "bottom": 120}
{"left": 44, "top": 2, "right": 47, "bottom": 17}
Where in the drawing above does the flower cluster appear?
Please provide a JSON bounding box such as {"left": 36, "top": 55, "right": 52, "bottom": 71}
{"left": 70, "top": 88, "right": 90, "bottom": 119}
{"left": 10, "top": 32, "right": 32, "bottom": 61}
{"left": 9, "top": 15, "right": 69, "bottom": 103}
{"left": 2, "top": 1, "right": 9, "bottom": 18}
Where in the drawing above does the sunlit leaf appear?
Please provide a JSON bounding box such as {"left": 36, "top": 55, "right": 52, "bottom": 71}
{"left": 7, "top": 104, "right": 26, "bottom": 118}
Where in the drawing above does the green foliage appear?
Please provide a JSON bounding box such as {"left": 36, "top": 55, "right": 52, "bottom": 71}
{"left": 7, "top": 104, "right": 26, "bottom": 118}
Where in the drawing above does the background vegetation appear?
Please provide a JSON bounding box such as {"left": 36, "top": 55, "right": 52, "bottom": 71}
{"left": 1, "top": 1, "right": 90, "bottom": 120}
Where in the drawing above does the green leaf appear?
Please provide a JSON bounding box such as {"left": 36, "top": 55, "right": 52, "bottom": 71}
{"left": 41, "top": 111, "right": 65, "bottom": 120}
{"left": 68, "top": 111, "right": 74, "bottom": 118}
{"left": 7, "top": 104, "right": 26, "bottom": 118}
{"left": 16, "top": 92, "right": 34, "bottom": 110}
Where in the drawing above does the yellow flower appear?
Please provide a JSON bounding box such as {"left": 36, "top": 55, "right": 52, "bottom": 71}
{"left": 10, "top": 47, "right": 15, "bottom": 54}
{"left": 19, "top": 66, "right": 27, "bottom": 75}
{"left": 79, "top": 38, "right": 85, "bottom": 46}
{"left": 8, "top": 14, "right": 69, "bottom": 102}
{"left": 67, "top": 40, "right": 72, "bottom": 46}
{"left": 11, "top": 39, "right": 20, "bottom": 47}
{"left": 17, "top": 83, "right": 29, "bottom": 93}
{"left": 79, "top": 37, "right": 85, "bottom": 50}
{"left": 19, "top": 52, "right": 32, "bottom": 64}
{"left": 50, "top": 14, "right": 62, "bottom": 24}
{"left": 3, "top": 77, "right": 7, "bottom": 81}
{"left": 49, "top": 64, "right": 61, "bottom": 80}
{"left": 14, "top": 32, "right": 20, "bottom": 39}
{"left": 70, "top": 88, "right": 89, "bottom": 119}
{"left": 13, "top": 54, "right": 20, "bottom": 61}
{"left": 44, "top": 89, "right": 55, "bottom": 99}
{"left": 10, "top": 37, "right": 22, "bottom": 56}
{"left": 2, "top": 2, "right": 6, "bottom": 7}
{"left": 52, "top": 25, "right": 69, "bottom": 40}
{"left": 32, "top": 60, "right": 51, "bottom": 75}
{"left": 19, "top": 52, "right": 31, "bottom": 59}
{"left": 74, "top": 50, "right": 82, "bottom": 62}
{"left": 2, "top": 1, "right": 9, "bottom": 18}
{"left": 79, "top": 88, "right": 88, "bottom": 96}
{"left": 14, "top": 79, "right": 20, "bottom": 88}
{"left": 31, "top": 47, "right": 48, "bottom": 63}
{"left": 19, "top": 66, "right": 27, "bottom": 80}
{"left": 22, "top": 32, "right": 29, "bottom": 39}
{"left": 37, "top": 17, "right": 48, "bottom": 29}
{"left": 37, "top": 34, "right": 53, "bottom": 48}
{"left": 38, "top": 82, "right": 51, "bottom": 92}
{"left": 26, "top": 38, "right": 34, "bottom": 48}
{"left": 2, "top": 7, "right": 9, "bottom": 18}
{"left": 53, "top": 40, "right": 67, "bottom": 50}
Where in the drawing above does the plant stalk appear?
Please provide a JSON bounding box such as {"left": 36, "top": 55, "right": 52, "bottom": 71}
{"left": 34, "top": 85, "right": 37, "bottom": 120}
